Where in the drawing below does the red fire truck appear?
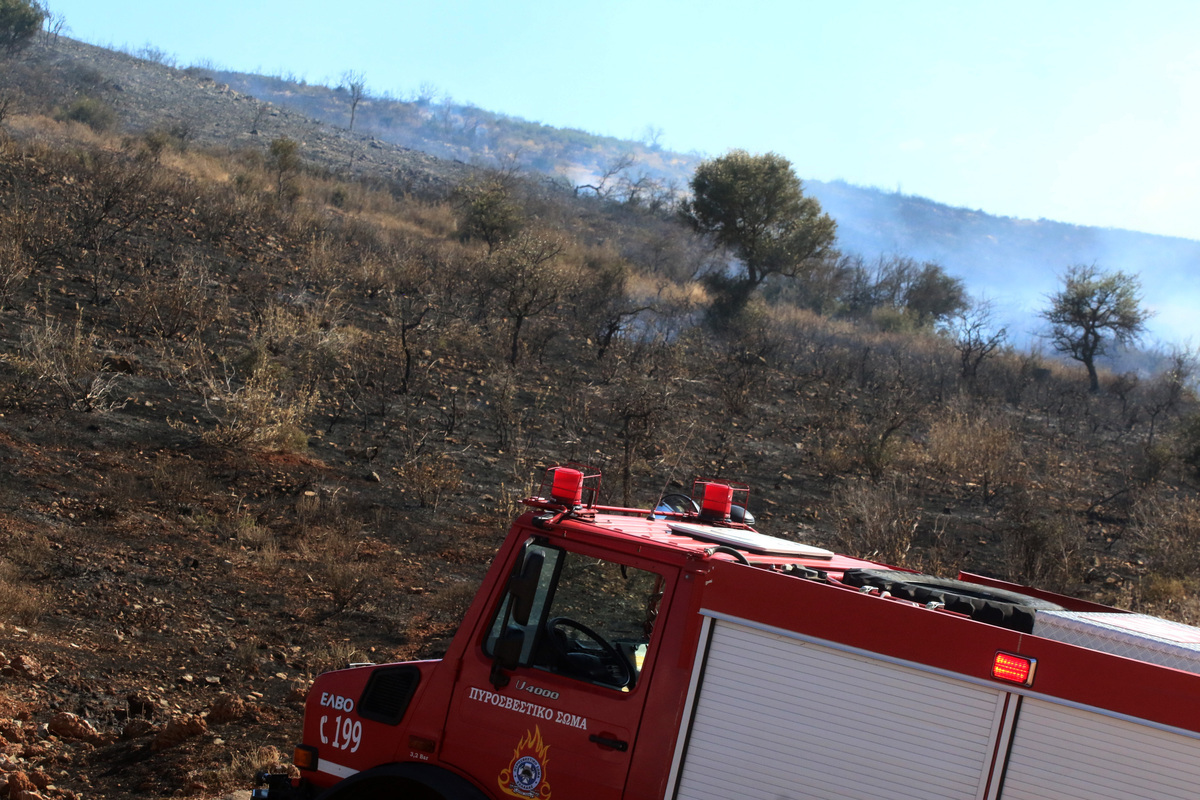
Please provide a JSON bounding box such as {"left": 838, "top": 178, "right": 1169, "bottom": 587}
{"left": 256, "top": 465, "right": 1200, "bottom": 799}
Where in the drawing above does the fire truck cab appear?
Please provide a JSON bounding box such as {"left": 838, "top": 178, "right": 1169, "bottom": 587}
{"left": 257, "top": 466, "right": 1200, "bottom": 800}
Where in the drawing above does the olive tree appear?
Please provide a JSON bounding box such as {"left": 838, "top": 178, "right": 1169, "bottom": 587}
{"left": 680, "top": 150, "right": 837, "bottom": 306}
{"left": 1041, "top": 264, "right": 1151, "bottom": 392}
{"left": 0, "top": 0, "right": 43, "bottom": 56}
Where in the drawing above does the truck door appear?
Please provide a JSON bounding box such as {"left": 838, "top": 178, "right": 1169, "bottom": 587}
{"left": 440, "top": 537, "right": 672, "bottom": 799}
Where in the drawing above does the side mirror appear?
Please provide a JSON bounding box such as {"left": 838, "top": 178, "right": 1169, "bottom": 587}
{"left": 490, "top": 626, "right": 525, "bottom": 688}
{"left": 494, "top": 626, "right": 525, "bottom": 669}
{"left": 507, "top": 550, "right": 545, "bottom": 626}
{"left": 730, "top": 505, "right": 755, "bottom": 526}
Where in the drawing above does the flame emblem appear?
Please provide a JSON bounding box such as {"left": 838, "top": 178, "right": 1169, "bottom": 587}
{"left": 498, "top": 726, "right": 552, "bottom": 799}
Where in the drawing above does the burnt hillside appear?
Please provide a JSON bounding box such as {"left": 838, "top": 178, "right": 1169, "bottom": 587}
{"left": 0, "top": 35, "right": 1198, "bottom": 800}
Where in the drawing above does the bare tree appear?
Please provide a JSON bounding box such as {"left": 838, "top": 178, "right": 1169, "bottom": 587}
{"left": 944, "top": 298, "right": 1008, "bottom": 380}
{"left": 484, "top": 230, "right": 570, "bottom": 365}
{"left": 640, "top": 124, "right": 665, "bottom": 151}
{"left": 341, "top": 70, "right": 366, "bottom": 132}
{"left": 35, "top": 2, "right": 66, "bottom": 46}
{"left": 575, "top": 153, "right": 635, "bottom": 199}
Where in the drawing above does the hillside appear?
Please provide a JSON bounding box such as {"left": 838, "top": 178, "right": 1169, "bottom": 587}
{"left": 809, "top": 180, "right": 1200, "bottom": 344}
{"left": 202, "top": 57, "right": 1200, "bottom": 347}
{"left": 0, "top": 35, "right": 1199, "bottom": 800}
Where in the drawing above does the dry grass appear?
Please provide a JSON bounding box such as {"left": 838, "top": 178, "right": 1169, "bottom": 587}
{"left": 834, "top": 478, "right": 920, "bottom": 566}
{"left": 926, "top": 405, "right": 1022, "bottom": 503}
{"left": 1132, "top": 492, "right": 1200, "bottom": 582}
{"left": 189, "top": 745, "right": 292, "bottom": 792}
{"left": 0, "top": 561, "right": 47, "bottom": 625}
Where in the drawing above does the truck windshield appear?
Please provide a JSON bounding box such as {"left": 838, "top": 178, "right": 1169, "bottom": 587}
{"left": 485, "top": 540, "right": 663, "bottom": 690}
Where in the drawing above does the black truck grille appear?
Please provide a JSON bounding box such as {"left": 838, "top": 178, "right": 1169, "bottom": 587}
{"left": 357, "top": 665, "right": 421, "bottom": 725}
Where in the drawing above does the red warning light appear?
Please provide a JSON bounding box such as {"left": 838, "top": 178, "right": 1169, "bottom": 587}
{"left": 993, "top": 652, "right": 1036, "bottom": 686}
{"left": 550, "top": 467, "right": 584, "bottom": 506}
{"left": 700, "top": 483, "right": 733, "bottom": 521}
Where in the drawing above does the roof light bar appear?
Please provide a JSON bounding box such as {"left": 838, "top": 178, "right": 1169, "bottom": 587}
{"left": 992, "top": 651, "right": 1037, "bottom": 686}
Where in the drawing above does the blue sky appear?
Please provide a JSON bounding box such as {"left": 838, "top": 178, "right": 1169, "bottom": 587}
{"left": 43, "top": 0, "right": 1200, "bottom": 242}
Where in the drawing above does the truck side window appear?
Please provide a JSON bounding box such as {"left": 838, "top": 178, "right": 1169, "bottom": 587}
{"left": 485, "top": 541, "right": 663, "bottom": 690}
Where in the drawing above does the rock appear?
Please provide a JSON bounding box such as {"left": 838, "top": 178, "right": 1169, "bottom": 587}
{"left": 47, "top": 712, "right": 100, "bottom": 743}
{"left": 7, "top": 771, "right": 41, "bottom": 800}
{"left": 150, "top": 715, "right": 207, "bottom": 752}
{"left": 9, "top": 655, "right": 46, "bottom": 681}
{"left": 206, "top": 694, "right": 247, "bottom": 724}
{"left": 0, "top": 719, "right": 25, "bottom": 743}
{"left": 120, "top": 719, "right": 156, "bottom": 741}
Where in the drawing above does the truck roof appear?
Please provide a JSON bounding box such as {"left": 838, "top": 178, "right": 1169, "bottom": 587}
{"left": 528, "top": 505, "right": 884, "bottom": 577}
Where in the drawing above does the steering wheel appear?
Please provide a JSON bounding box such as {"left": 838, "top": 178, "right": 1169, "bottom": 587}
{"left": 545, "top": 616, "right": 633, "bottom": 688}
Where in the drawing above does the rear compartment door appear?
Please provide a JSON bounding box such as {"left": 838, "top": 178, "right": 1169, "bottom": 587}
{"left": 669, "top": 616, "right": 1014, "bottom": 800}
{"left": 1000, "top": 698, "right": 1200, "bottom": 799}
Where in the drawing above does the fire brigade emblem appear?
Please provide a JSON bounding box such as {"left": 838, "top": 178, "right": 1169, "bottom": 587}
{"left": 498, "top": 726, "right": 552, "bottom": 799}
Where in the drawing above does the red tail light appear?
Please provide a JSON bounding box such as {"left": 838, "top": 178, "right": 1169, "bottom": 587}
{"left": 993, "top": 652, "right": 1036, "bottom": 686}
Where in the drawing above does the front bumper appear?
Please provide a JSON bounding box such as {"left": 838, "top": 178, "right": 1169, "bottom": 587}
{"left": 252, "top": 772, "right": 314, "bottom": 800}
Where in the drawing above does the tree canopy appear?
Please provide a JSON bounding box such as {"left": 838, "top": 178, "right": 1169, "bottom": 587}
{"left": 0, "top": 0, "right": 43, "bottom": 56}
{"left": 680, "top": 150, "right": 837, "bottom": 302}
{"left": 1041, "top": 264, "right": 1151, "bottom": 392}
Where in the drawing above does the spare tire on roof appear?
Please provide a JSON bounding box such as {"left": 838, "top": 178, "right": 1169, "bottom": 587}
{"left": 840, "top": 569, "right": 1064, "bottom": 633}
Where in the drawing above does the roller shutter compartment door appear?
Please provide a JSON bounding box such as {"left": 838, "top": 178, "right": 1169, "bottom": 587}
{"left": 673, "top": 619, "right": 1008, "bottom": 800}
{"left": 1000, "top": 698, "right": 1200, "bottom": 800}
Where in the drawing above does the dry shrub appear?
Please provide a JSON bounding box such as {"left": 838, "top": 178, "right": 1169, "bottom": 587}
{"left": 223, "top": 513, "right": 279, "bottom": 570}
{"left": 1140, "top": 574, "right": 1188, "bottom": 608}
{"left": 56, "top": 97, "right": 117, "bottom": 132}
{"left": 1001, "top": 493, "right": 1083, "bottom": 590}
{"left": 926, "top": 406, "right": 1021, "bottom": 503}
{"left": 299, "top": 530, "right": 374, "bottom": 614}
{"left": 150, "top": 454, "right": 209, "bottom": 502}
{"left": 118, "top": 255, "right": 228, "bottom": 339}
{"left": 299, "top": 642, "right": 372, "bottom": 677}
{"left": 478, "top": 481, "right": 530, "bottom": 527}
{"left": 835, "top": 479, "right": 920, "bottom": 566}
{"left": 0, "top": 238, "right": 30, "bottom": 309}
{"left": 189, "top": 744, "right": 292, "bottom": 790}
{"left": 1131, "top": 492, "right": 1200, "bottom": 581}
{"left": 13, "top": 315, "right": 124, "bottom": 411}
{"left": 0, "top": 561, "right": 47, "bottom": 625}
{"left": 387, "top": 199, "right": 457, "bottom": 239}
{"left": 5, "top": 532, "right": 53, "bottom": 576}
{"left": 394, "top": 452, "right": 462, "bottom": 510}
{"left": 186, "top": 355, "right": 316, "bottom": 452}
{"left": 298, "top": 233, "right": 350, "bottom": 288}
{"left": 294, "top": 490, "right": 358, "bottom": 538}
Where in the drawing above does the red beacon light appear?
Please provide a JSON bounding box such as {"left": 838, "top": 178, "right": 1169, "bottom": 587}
{"left": 549, "top": 467, "right": 584, "bottom": 507}
{"left": 699, "top": 482, "right": 734, "bottom": 522}
{"left": 526, "top": 464, "right": 600, "bottom": 514}
{"left": 992, "top": 651, "right": 1037, "bottom": 686}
